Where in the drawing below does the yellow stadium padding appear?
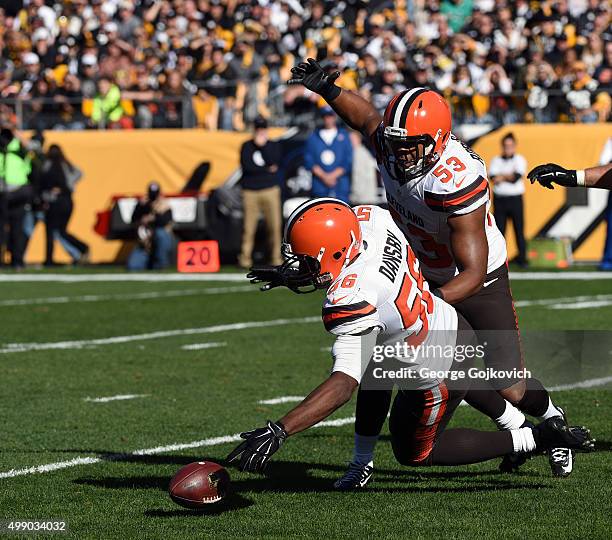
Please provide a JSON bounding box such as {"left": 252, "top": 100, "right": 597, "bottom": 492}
{"left": 23, "top": 125, "right": 609, "bottom": 265}
{"left": 473, "top": 124, "right": 610, "bottom": 262}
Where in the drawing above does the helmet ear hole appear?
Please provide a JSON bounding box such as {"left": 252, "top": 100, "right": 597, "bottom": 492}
{"left": 333, "top": 251, "right": 343, "bottom": 260}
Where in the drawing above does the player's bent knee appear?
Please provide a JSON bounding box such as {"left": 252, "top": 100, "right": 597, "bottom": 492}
{"left": 498, "top": 380, "right": 527, "bottom": 404}
{"left": 391, "top": 441, "right": 431, "bottom": 467}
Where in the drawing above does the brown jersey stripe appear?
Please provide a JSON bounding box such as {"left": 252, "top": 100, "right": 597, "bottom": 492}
{"left": 322, "top": 302, "right": 377, "bottom": 331}
{"left": 425, "top": 175, "right": 488, "bottom": 201}
{"left": 424, "top": 178, "right": 489, "bottom": 213}
{"left": 425, "top": 190, "right": 489, "bottom": 213}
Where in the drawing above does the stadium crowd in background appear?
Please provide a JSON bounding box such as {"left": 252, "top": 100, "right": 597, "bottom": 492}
{"left": 0, "top": 0, "right": 609, "bottom": 131}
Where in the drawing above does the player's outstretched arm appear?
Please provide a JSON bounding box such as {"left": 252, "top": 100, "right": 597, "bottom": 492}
{"left": 436, "top": 206, "right": 488, "bottom": 304}
{"left": 226, "top": 372, "right": 357, "bottom": 473}
{"left": 287, "top": 58, "right": 382, "bottom": 137}
{"left": 528, "top": 163, "right": 612, "bottom": 190}
{"left": 279, "top": 371, "right": 358, "bottom": 435}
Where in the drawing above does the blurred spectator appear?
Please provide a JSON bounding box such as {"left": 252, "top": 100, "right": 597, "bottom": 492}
{"left": 489, "top": 133, "right": 527, "bottom": 267}
{"left": 0, "top": 0, "right": 609, "bottom": 129}
{"left": 304, "top": 107, "right": 353, "bottom": 203}
{"left": 90, "top": 77, "right": 130, "bottom": 129}
{"left": 127, "top": 181, "right": 174, "bottom": 271}
{"left": 238, "top": 116, "right": 282, "bottom": 268}
{"left": 39, "top": 144, "right": 89, "bottom": 266}
{"left": 0, "top": 127, "right": 31, "bottom": 269}
{"left": 563, "top": 61, "right": 599, "bottom": 123}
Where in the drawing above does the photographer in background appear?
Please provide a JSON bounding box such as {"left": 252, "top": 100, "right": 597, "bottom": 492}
{"left": 489, "top": 133, "right": 528, "bottom": 267}
{"left": 39, "top": 144, "right": 89, "bottom": 266}
{"left": 0, "top": 127, "right": 32, "bottom": 269}
{"left": 126, "top": 181, "right": 174, "bottom": 271}
{"left": 238, "top": 116, "right": 282, "bottom": 269}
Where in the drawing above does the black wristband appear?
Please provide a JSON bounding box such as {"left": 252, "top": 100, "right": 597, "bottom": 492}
{"left": 432, "top": 288, "right": 445, "bottom": 300}
{"left": 321, "top": 84, "right": 341, "bottom": 102}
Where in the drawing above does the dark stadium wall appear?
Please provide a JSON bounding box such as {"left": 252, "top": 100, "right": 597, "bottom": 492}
{"left": 22, "top": 125, "right": 611, "bottom": 265}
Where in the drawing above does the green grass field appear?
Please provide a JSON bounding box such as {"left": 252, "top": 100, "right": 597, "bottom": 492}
{"left": 0, "top": 270, "right": 610, "bottom": 539}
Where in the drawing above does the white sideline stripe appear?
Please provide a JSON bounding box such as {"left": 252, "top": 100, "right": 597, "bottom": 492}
{"left": 258, "top": 396, "right": 305, "bottom": 405}
{"left": 508, "top": 272, "right": 612, "bottom": 280}
{"left": 0, "top": 271, "right": 610, "bottom": 282}
{"left": 181, "top": 342, "right": 227, "bottom": 351}
{"left": 0, "top": 415, "right": 355, "bottom": 479}
{"left": 515, "top": 294, "right": 612, "bottom": 308}
{"left": 0, "top": 316, "right": 319, "bottom": 354}
{"left": 0, "top": 273, "right": 247, "bottom": 282}
{"left": 0, "top": 286, "right": 254, "bottom": 307}
{"left": 2, "top": 374, "right": 610, "bottom": 480}
{"left": 549, "top": 300, "right": 612, "bottom": 310}
{"left": 548, "top": 375, "right": 612, "bottom": 391}
{"left": 84, "top": 394, "right": 148, "bottom": 403}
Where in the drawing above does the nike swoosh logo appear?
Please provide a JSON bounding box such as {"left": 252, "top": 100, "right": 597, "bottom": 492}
{"left": 483, "top": 278, "right": 498, "bottom": 288}
{"left": 455, "top": 176, "right": 467, "bottom": 188}
{"left": 330, "top": 295, "right": 349, "bottom": 305}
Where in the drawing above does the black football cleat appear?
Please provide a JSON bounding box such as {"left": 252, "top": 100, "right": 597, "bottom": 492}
{"left": 547, "top": 407, "right": 574, "bottom": 478}
{"left": 533, "top": 417, "right": 595, "bottom": 453}
{"left": 333, "top": 461, "right": 374, "bottom": 491}
{"left": 499, "top": 420, "right": 534, "bottom": 474}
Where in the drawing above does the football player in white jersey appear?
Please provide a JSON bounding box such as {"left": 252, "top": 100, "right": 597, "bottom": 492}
{"left": 227, "top": 199, "right": 594, "bottom": 475}
{"left": 287, "top": 58, "right": 573, "bottom": 481}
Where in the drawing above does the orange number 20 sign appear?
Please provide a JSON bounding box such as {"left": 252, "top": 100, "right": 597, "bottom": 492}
{"left": 177, "top": 241, "right": 220, "bottom": 273}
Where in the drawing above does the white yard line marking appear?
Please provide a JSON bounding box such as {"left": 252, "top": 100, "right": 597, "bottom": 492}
{"left": 0, "top": 415, "right": 356, "bottom": 479}
{"left": 549, "top": 300, "right": 612, "bottom": 310}
{"left": 0, "top": 273, "right": 248, "bottom": 282}
{"left": 181, "top": 342, "right": 227, "bottom": 351}
{"left": 548, "top": 375, "right": 612, "bottom": 391}
{"left": 0, "top": 316, "right": 319, "bottom": 354}
{"left": 258, "top": 396, "right": 305, "bottom": 405}
{"left": 0, "top": 271, "right": 610, "bottom": 283}
{"left": 0, "top": 286, "right": 254, "bottom": 307}
{"left": 1, "top": 376, "right": 609, "bottom": 480}
{"left": 84, "top": 394, "right": 149, "bottom": 403}
{"left": 515, "top": 294, "right": 612, "bottom": 308}
{"left": 508, "top": 272, "right": 612, "bottom": 280}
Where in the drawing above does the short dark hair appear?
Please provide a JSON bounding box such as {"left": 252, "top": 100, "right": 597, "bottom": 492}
{"left": 502, "top": 132, "right": 515, "bottom": 143}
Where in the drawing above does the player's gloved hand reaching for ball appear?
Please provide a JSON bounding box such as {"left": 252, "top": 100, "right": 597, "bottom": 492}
{"left": 288, "top": 58, "right": 342, "bottom": 102}
{"left": 227, "top": 420, "right": 288, "bottom": 473}
{"left": 527, "top": 163, "right": 581, "bottom": 189}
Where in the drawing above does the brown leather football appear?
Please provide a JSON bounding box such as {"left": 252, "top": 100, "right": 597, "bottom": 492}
{"left": 168, "top": 461, "right": 230, "bottom": 508}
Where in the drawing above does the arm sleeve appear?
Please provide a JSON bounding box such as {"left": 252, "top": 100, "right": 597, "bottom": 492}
{"left": 322, "top": 300, "right": 381, "bottom": 335}
{"left": 331, "top": 328, "right": 379, "bottom": 384}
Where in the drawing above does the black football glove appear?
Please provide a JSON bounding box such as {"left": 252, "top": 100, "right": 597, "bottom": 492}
{"left": 247, "top": 265, "right": 286, "bottom": 291}
{"left": 287, "top": 58, "right": 342, "bottom": 102}
{"left": 227, "top": 420, "right": 288, "bottom": 473}
{"left": 527, "top": 163, "right": 577, "bottom": 189}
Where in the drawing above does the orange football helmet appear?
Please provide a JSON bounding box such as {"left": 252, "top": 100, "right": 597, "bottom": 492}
{"left": 382, "top": 87, "right": 452, "bottom": 182}
{"left": 279, "top": 198, "right": 362, "bottom": 292}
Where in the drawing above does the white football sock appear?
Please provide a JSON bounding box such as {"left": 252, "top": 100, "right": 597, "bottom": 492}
{"left": 353, "top": 434, "right": 379, "bottom": 465}
{"left": 539, "top": 397, "right": 563, "bottom": 421}
{"left": 495, "top": 401, "right": 526, "bottom": 431}
{"left": 510, "top": 427, "right": 537, "bottom": 453}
